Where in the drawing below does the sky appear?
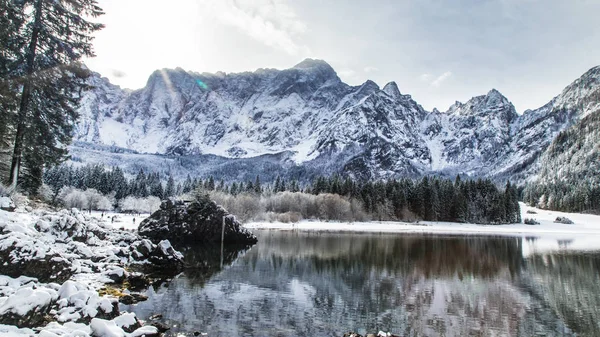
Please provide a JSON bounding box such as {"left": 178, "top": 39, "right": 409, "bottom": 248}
{"left": 84, "top": 0, "right": 600, "bottom": 113}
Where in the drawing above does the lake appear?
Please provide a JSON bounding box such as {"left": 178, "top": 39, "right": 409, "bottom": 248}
{"left": 124, "top": 230, "right": 600, "bottom": 336}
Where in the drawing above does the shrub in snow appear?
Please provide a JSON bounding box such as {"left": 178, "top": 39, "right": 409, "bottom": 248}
{"left": 57, "top": 187, "right": 114, "bottom": 211}
{"left": 554, "top": 216, "right": 574, "bottom": 224}
{"left": 526, "top": 210, "right": 537, "bottom": 214}
{"left": 37, "top": 183, "right": 54, "bottom": 203}
{"left": 119, "top": 196, "right": 160, "bottom": 214}
{"left": 523, "top": 218, "right": 540, "bottom": 225}
{"left": 58, "top": 186, "right": 88, "bottom": 209}
{"left": 213, "top": 191, "right": 369, "bottom": 222}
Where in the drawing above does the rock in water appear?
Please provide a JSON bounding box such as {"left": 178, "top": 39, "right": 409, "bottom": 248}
{"left": 138, "top": 196, "right": 258, "bottom": 245}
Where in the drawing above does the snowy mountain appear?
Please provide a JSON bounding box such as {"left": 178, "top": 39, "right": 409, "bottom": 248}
{"left": 73, "top": 60, "right": 600, "bottom": 182}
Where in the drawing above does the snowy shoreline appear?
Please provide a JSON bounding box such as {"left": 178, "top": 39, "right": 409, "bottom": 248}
{"left": 245, "top": 202, "right": 600, "bottom": 256}
{"left": 245, "top": 203, "right": 600, "bottom": 236}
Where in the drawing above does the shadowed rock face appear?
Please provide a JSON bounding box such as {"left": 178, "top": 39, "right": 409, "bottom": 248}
{"left": 138, "top": 196, "right": 258, "bottom": 245}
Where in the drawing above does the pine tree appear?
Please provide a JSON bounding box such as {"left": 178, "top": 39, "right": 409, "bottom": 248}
{"left": 205, "top": 176, "right": 215, "bottom": 191}
{"left": 274, "top": 176, "right": 281, "bottom": 193}
{"left": 6, "top": 0, "right": 104, "bottom": 193}
{"left": 165, "top": 175, "right": 175, "bottom": 198}
{"left": 254, "top": 175, "right": 262, "bottom": 195}
{"left": 230, "top": 182, "right": 239, "bottom": 196}
{"left": 0, "top": 0, "right": 25, "bottom": 182}
{"left": 111, "top": 166, "right": 128, "bottom": 200}
{"left": 182, "top": 175, "right": 192, "bottom": 193}
{"left": 289, "top": 179, "right": 299, "bottom": 193}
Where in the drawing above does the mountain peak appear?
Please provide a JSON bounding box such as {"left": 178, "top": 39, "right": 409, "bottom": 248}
{"left": 359, "top": 80, "right": 380, "bottom": 93}
{"left": 446, "top": 89, "right": 515, "bottom": 119}
{"left": 383, "top": 81, "right": 401, "bottom": 98}
{"left": 293, "top": 58, "right": 333, "bottom": 70}
{"left": 487, "top": 88, "right": 501, "bottom": 96}
{"left": 289, "top": 58, "right": 339, "bottom": 84}
{"left": 483, "top": 88, "right": 511, "bottom": 108}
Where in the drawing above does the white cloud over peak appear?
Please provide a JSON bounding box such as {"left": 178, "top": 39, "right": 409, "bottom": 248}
{"left": 431, "top": 71, "right": 452, "bottom": 87}
{"left": 419, "top": 72, "right": 452, "bottom": 87}
{"left": 364, "top": 66, "right": 379, "bottom": 73}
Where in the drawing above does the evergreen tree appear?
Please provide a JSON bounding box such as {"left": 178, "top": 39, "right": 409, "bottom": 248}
{"left": 165, "top": 175, "right": 175, "bottom": 198}
{"left": 274, "top": 176, "right": 281, "bottom": 193}
{"left": 254, "top": 175, "right": 262, "bottom": 195}
{"left": 182, "top": 175, "right": 192, "bottom": 193}
{"left": 111, "top": 167, "right": 128, "bottom": 200}
{"left": 230, "top": 182, "right": 239, "bottom": 196}
{"left": 7, "top": 0, "right": 104, "bottom": 192}
{"left": 245, "top": 180, "right": 254, "bottom": 193}
{"left": 205, "top": 176, "right": 215, "bottom": 191}
{"left": 0, "top": 0, "right": 25, "bottom": 182}
{"left": 289, "top": 179, "right": 299, "bottom": 193}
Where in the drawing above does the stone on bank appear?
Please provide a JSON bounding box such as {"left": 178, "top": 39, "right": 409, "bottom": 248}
{"left": 138, "top": 195, "right": 258, "bottom": 245}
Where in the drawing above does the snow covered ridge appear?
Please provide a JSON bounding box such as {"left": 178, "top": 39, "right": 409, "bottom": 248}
{"left": 74, "top": 60, "right": 600, "bottom": 181}
{"left": 0, "top": 208, "right": 183, "bottom": 336}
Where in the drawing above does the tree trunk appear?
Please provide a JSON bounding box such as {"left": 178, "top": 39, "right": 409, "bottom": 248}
{"left": 8, "top": 0, "right": 43, "bottom": 188}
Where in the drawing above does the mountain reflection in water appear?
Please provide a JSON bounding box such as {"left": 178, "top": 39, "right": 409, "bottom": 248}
{"left": 125, "top": 231, "right": 600, "bottom": 337}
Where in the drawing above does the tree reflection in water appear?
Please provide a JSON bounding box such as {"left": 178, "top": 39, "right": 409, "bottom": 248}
{"left": 126, "top": 231, "right": 600, "bottom": 337}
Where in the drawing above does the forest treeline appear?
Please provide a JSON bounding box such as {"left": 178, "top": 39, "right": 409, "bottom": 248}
{"left": 522, "top": 108, "right": 600, "bottom": 214}
{"left": 44, "top": 164, "right": 521, "bottom": 224}
{"left": 523, "top": 181, "right": 600, "bottom": 214}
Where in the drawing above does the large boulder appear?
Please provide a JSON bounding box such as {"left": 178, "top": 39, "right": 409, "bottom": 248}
{"left": 138, "top": 196, "right": 258, "bottom": 245}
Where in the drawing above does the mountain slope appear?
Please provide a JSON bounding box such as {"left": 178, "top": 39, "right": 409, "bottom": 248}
{"left": 73, "top": 61, "right": 600, "bottom": 182}
{"left": 522, "top": 94, "right": 600, "bottom": 212}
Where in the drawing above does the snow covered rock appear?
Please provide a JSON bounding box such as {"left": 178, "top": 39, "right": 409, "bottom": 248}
{"left": 0, "top": 244, "right": 74, "bottom": 283}
{"left": 113, "top": 312, "right": 141, "bottom": 333}
{"left": 0, "top": 197, "right": 15, "bottom": 212}
{"left": 0, "top": 209, "right": 185, "bottom": 336}
{"left": 554, "top": 216, "right": 574, "bottom": 224}
{"left": 0, "top": 281, "right": 58, "bottom": 327}
{"left": 139, "top": 197, "right": 258, "bottom": 245}
{"left": 90, "top": 318, "right": 126, "bottom": 337}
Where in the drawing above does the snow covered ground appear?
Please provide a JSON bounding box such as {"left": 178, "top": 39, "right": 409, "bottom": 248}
{"left": 85, "top": 211, "right": 151, "bottom": 231}
{"left": 245, "top": 202, "right": 600, "bottom": 255}
{"left": 0, "top": 207, "right": 181, "bottom": 336}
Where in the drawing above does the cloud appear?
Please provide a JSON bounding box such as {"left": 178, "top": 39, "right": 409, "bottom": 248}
{"left": 111, "top": 69, "right": 126, "bottom": 78}
{"left": 338, "top": 69, "right": 356, "bottom": 78}
{"left": 205, "top": 0, "right": 309, "bottom": 55}
{"left": 364, "top": 66, "right": 379, "bottom": 73}
{"left": 431, "top": 71, "right": 452, "bottom": 87}
{"left": 419, "top": 73, "right": 432, "bottom": 82}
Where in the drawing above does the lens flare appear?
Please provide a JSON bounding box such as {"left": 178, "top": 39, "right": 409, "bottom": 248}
{"left": 196, "top": 79, "right": 208, "bottom": 90}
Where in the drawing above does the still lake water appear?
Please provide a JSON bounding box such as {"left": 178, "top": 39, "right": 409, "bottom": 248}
{"left": 126, "top": 230, "right": 600, "bottom": 336}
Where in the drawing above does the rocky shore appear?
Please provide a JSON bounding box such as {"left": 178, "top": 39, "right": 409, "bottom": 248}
{"left": 0, "top": 197, "right": 257, "bottom": 336}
